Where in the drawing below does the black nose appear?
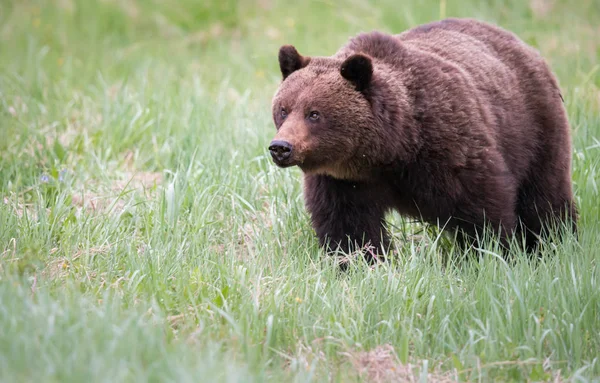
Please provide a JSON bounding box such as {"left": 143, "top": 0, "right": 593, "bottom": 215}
{"left": 268, "top": 140, "right": 293, "bottom": 163}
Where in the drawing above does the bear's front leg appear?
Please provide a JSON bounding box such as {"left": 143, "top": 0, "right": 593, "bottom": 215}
{"left": 303, "top": 174, "right": 390, "bottom": 263}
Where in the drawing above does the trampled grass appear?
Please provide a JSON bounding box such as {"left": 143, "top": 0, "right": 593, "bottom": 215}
{"left": 1, "top": 0, "right": 599, "bottom": 381}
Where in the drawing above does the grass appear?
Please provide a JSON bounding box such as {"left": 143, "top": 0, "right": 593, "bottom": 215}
{"left": 0, "top": 0, "right": 599, "bottom": 381}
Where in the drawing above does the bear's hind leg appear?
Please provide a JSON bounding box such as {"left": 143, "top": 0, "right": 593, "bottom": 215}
{"left": 515, "top": 88, "right": 578, "bottom": 251}
{"left": 516, "top": 177, "right": 577, "bottom": 252}
{"left": 453, "top": 166, "right": 519, "bottom": 254}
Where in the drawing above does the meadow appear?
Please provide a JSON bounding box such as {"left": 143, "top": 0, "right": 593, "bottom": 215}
{"left": 0, "top": 0, "right": 599, "bottom": 381}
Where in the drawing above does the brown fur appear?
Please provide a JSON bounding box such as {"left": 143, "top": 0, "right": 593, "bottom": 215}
{"left": 269, "top": 18, "right": 577, "bottom": 259}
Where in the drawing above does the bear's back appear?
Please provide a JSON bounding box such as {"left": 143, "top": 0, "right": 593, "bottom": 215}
{"left": 396, "top": 18, "right": 562, "bottom": 114}
{"left": 396, "top": 18, "right": 566, "bottom": 180}
{"left": 337, "top": 18, "right": 568, "bottom": 187}
{"left": 397, "top": 18, "right": 550, "bottom": 97}
{"left": 396, "top": 19, "right": 554, "bottom": 83}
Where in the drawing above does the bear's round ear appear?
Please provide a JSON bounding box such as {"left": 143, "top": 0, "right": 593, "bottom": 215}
{"left": 279, "top": 45, "right": 311, "bottom": 80}
{"left": 340, "top": 53, "right": 373, "bottom": 92}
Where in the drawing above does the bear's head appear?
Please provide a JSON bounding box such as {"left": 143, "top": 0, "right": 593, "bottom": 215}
{"left": 269, "top": 45, "right": 380, "bottom": 180}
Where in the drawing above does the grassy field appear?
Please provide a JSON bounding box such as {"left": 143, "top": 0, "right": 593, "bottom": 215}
{"left": 1, "top": 0, "right": 599, "bottom": 381}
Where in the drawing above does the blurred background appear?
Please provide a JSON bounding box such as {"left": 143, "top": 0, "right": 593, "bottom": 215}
{"left": 1, "top": 0, "right": 598, "bottom": 180}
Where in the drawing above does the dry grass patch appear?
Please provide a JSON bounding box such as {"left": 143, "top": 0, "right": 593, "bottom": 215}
{"left": 41, "top": 245, "right": 111, "bottom": 282}
{"left": 2, "top": 195, "right": 42, "bottom": 220}
{"left": 529, "top": 0, "right": 554, "bottom": 18}
{"left": 71, "top": 170, "right": 163, "bottom": 213}
{"left": 345, "top": 345, "right": 456, "bottom": 383}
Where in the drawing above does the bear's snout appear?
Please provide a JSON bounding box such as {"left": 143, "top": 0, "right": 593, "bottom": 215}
{"left": 269, "top": 140, "right": 294, "bottom": 166}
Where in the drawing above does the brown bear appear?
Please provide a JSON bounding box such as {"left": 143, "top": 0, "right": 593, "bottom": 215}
{"left": 268, "top": 18, "right": 577, "bottom": 260}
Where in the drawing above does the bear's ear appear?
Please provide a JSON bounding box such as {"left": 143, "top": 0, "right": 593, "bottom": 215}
{"left": 279, "top": 45, "right": 311, "bottom": 80}
{"left": 340, "top": 53, "right": 373, "bottom": 92}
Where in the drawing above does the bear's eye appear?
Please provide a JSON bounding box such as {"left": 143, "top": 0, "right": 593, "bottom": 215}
{"left": 308, "top": 111, "right": 320, "bottom": 121}
{"left": 280, "top": 107, "right": 288, "bottom": 119}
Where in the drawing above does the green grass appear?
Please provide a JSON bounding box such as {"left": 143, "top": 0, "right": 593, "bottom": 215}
{"left": 1, "top": 0, "right": 599, "bottom": 381}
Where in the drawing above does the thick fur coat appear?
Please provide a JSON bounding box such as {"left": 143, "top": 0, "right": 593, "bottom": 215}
{"left": 268, "top": 18, "right": 577, "bottom": 258}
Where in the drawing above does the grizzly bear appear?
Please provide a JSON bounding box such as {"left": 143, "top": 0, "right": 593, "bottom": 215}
{"left": 268, "top": 18, "right": 577, "bottom": 260}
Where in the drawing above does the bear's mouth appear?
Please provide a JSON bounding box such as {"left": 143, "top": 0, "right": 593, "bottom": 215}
{"left": 274, "top": 161, "right": 297, "bottom": 168}
{"left": 269, "top": 152, "right": 301, "bottom": 168}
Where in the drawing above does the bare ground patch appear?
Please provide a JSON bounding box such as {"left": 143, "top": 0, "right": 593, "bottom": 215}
{"left": 344, "top": 345, "right": 456, "bottom": 383}
{"left": 41, "top": 245, "right": 111, "bottom": 282}
{"left": 71, "top": 170, "right": 163, "bottom": 213}
{"left": 2, "top": 195, "right": 44, "bottom": 220}
{"left": 529, "top": 0, "right": 554, "bottom": 18}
